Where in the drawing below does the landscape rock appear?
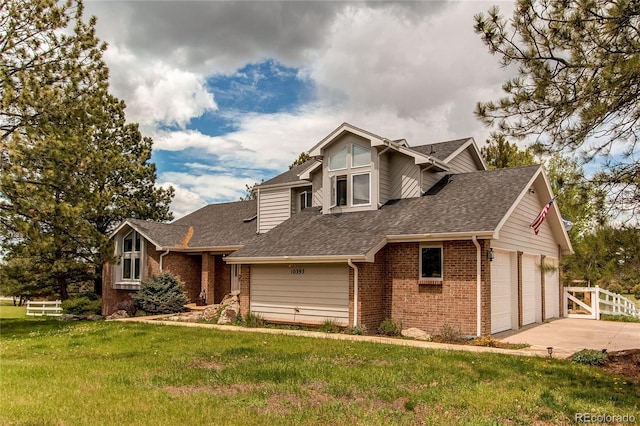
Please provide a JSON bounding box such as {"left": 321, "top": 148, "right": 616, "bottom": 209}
{"left": 107, "top": 310, "right": 129, "bottom": 320}
{"left": 202, "top": 305, "right": 219, "bottom": 322}
{"left": 401, "top": 327, "right": 431, "bottom": 341}
{"left": 217, "top": 293, "right": 240, "bottom": 325}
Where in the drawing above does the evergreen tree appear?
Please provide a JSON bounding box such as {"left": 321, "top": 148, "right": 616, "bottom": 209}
{"left": 481, "top": 133, "right": 536, "bottom": 169}
{"left": 0, "top": 0, "right": 173, "bottom": 299}
{"left": 474, "top": 0, "right": 640, "bottom": 219}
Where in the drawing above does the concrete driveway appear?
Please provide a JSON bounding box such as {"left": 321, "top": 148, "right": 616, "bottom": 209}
{"left": 499, "top": 318, "right": 640, "bottom": 358}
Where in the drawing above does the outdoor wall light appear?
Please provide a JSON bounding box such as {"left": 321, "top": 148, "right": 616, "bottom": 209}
{"left": 488, "top": 248, "right": 495, "bottom": 262}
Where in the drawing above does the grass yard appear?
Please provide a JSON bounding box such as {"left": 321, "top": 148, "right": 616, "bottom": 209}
{"left": 0, "top": 300, "right": 27, "bottom": 319}
{"left": 0, "top": 318, "right": 638, "bottom": 425}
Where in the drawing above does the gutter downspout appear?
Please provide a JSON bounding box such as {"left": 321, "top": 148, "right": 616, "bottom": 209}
{"left": 347, "top": 259, "right": 358, "bottom": 327}
{"left": 472, "top": 236, "right": 482, "bottom": 337}
{"left": 159, "top": 249, "right": 170, "bottom": 272}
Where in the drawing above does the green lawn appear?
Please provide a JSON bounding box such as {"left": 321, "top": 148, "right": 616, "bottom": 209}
{"left": 0, "top": 299, "right": 26, "bottom": 319}
{"left": 0, "top": 318, "right": 637, "bottom": 425}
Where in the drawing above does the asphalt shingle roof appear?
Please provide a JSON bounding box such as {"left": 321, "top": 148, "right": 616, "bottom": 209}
{"left": 229, "top": 166, "right": 540, "bottom": 259}
{"left": 126, "top": 219, "right": 191, "bottom": 248}
{"left": 173, "top": 200, "right": 257, "bottom": 248}
{"left": 259, "top": 159, "right": 320, "bottom": 187}
{"left": 410, "top": 138, "right": 471, "bottom": 161}
{"left": 126, "top": 200, "right": 257, "bottom": 249}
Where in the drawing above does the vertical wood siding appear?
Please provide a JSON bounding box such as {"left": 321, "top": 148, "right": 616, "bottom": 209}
{"left": 258, "top": 187, "right": 291, "bottom": 233}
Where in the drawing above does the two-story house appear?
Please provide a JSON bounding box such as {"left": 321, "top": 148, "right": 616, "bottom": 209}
{"left": 103, "top": 123, "right": 572, "bottom": 336}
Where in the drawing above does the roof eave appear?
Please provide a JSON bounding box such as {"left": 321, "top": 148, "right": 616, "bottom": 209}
{"left": 224, "top": 254, "right": 369, "bottom": 264}
{"left": 386, "top": 231, "right": 495, "bottom": 242}
{"left": 159, "top": 245, "right": 244, "bottom": 253}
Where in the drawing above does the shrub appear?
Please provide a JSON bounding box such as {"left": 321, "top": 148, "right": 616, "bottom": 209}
{"left": 437, "top": 323, "right": 466, "bottom": 344}
{"left": 133, "top": 273, "right": 189, "bottom": 315}
{"left": 319, "top": 319, "right": 341, "bottom": 333}
{"left": 607, "top": 283, "right": 624, "bottom": 295}
{"left": 347, "top": 324, "right": 367, "bottom": 335}
{"left": 570, "top": 349, "right": 608, "bottom": 366}
{"left": 632, "top": 284, "right": 640, "bottom": 299}
{"left": 378, "top": 318, "right": 400, "bottom": 336}
{"left": 62, "top": 294, "right": 102, "bottom": 315}
{"left": 243, "top": 312, "right": 264, "bottom": 328}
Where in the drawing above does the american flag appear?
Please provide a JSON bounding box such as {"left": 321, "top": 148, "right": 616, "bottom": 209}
{"left": 531, "top": 197, "right": 556, "bottom": 235}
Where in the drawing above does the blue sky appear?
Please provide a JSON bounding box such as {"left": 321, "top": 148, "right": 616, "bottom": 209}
{"left": 85, "top": 1, "right": 530, "bottom": 217}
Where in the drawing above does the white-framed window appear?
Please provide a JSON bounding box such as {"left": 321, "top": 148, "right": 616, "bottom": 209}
{"left": 299, "top": 191, "right": 312, "bottom": 211}
{"left": 352, "top": 144, "right": 371, "bottom": 168}
{"left": 419, "top": 244, "right": 443, "bottom": 281}
{"left": 330, "top": 175, "right": 348, "bottom": 207}
{"left": 352, "top": 172, "right": 370, "bottom": 205}
{"left": 328, "top": 145, "right": 347, "bottom": 171}
{"left": 122, "top": 230, "right": 142, "bottom": 281}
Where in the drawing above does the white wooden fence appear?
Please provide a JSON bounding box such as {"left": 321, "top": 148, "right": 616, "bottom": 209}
{"left": 26, "top": 300, "right": 63, "bottom": 317}
{"left": 564, "top": 286, "right": 640, "bottom": 319}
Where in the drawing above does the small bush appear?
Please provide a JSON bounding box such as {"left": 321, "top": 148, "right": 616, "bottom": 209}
{"left": 319, "top": 319, "right": 341, "bottom": 333}
{"left": 378, "top": 318, "right": 400, "bottom": 336}
{"left": 570, "top": 349, "right": 608, "bottom": 366}
{"left": 62, "top": 294, "right": 102, "bottom": 315}
{"left": 243, "top": 312, "right": 264, "bottom": 328}
{"left": 133, "top": 273, "right": 189, "bottom": 315}
{"left": 632, "top": 284, "right": 640, "bottom": 299}
{"left": 437, "top": 323, "right": 466, "bottom": 343}
{"left": 607, "top": 283, "right": 624, "bottom": 295}
{"left": 347, "top": 324, "right": 367, "bottom": 335}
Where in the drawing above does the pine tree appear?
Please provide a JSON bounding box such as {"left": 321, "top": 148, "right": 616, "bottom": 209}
{"left": 474, "top": 0, "right": 640, "bottom": 219}
{"left": 133, "top": 273, "right": 189, "bottom": 314}
{"left": 0, "top": 0, "right": 173, "bottom": 299}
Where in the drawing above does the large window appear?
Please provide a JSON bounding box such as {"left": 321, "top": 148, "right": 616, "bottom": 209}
{"left": 420, "top": 245, "right": 442, "bottom": 280}
{"left": 352, "top": 145, "right": 371, "bottom": 168}
{"left": 122, "top": 231, "right": 142, "bottom": 281}
{"left": 352, "top": 173, "right": 370, "bottom": 205}
{"left": 331, "top": 175, "right": 348, "bottom": 207}
{"left": 329, "top": 145, "right": 347, "bottom": 171}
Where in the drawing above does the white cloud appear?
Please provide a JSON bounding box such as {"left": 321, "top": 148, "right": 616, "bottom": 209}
{"left": 104, "top": 45, "right": 217, "bottom": 128}
{"left": 159, "top": 182, "right": 207, "bottom": 220}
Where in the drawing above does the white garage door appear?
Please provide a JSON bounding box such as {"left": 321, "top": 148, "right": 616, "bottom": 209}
{"left": 491, "top": 251, "right": 514, "bottom": 334}
{"left": 251, "top": 264, "right": 349, "bottom": 325}
{"left": 522, "top": 255, "right": 538, "bottom": 326}
{"left": 544, "top": 258, "right": 560, "bottom": 319}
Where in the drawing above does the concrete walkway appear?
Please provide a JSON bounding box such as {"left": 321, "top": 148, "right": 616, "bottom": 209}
{"left": 113, "top": 316, "right": 639, "bottom": 359}
{"left": 498, "top": 318, "right": 640, "bottom": 359}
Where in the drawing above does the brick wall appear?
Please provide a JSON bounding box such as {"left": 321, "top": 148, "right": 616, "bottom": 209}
{"left": 355, "top": 247, "right": 391, "bottom": 331}
{"left": 162, "top": 252, "right": 202, "bottom": 302}
{"left": 214, "top": 255, "right": 231, "bottom": 304}
{"left": 239, "top": 264, "right": 251, "bottom": 318}
{"left": 355, "top": 240, "right": 491, "bottom": 336}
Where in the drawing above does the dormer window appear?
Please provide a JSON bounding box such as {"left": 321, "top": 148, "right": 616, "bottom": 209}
{"left": 352, "top": 145, "right": 371, "bottom": 168}
{"left": 352, "top": 173, "right": 370, "bottom": 205}
{"left": 329, "top": 145, "right": 347, "bottom": 171}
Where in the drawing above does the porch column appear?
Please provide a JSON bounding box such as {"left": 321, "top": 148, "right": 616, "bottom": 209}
{"left": 201, "top": 253, "right": 215, "bottom": 305}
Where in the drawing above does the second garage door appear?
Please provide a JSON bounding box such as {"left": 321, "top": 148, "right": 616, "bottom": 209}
{"left": 491, "top": 251, "right": 514, "bottom": 334}
{"left": 522, "top": 254, "right": 539, "bottom": 326}
{"left": 250, "top": 264, "right": 349, "bottom": 325}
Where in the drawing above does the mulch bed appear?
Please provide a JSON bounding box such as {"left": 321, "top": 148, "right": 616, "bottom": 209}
{"left": 598, "top": 349, "right": 640, "bottom": 383}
